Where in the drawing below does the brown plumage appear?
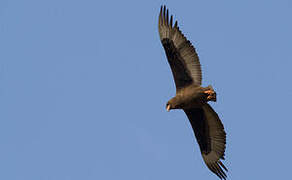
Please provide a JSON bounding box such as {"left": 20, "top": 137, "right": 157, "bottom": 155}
{"left": 158, "top": 6, "right": 228, "bottom": 179}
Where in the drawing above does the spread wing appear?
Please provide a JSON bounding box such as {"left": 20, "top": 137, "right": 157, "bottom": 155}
{"left": 158, "top": 6, "right": 202, "bottom": 90}
{"left": 184, "top": 104, "right": 227, "bottom": 179}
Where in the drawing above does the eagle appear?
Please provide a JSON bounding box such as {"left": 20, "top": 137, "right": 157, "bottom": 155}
{"left": 158, "top": 6, "right": 228, "bottom": 179}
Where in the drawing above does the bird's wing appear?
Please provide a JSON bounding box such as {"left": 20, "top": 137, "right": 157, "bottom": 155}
{"left": 158, "top": 6, "right": 202, "bottom": 90}
{"left": 184, "top": 104, "right": 227, "bottom": 179}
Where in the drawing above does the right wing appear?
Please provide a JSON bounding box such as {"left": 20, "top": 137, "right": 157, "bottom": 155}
{"left": 158, "top": 6, "right": 202, "bottom": 90}
{"left": 184, "top": 104, "right": 227, "bottom": 179}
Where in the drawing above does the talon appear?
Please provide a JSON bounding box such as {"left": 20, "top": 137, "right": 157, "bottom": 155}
{"left": 204, "top": 90, "right": 214, "bottom": 95}
{"left": 204, "top": 89, "right": 216, "bottom": 102}
{"left": 204, "top": 90, "right": 213, "bottom": 94}
{"left": 207, "top": 95, "right": 212, "bottom": 100}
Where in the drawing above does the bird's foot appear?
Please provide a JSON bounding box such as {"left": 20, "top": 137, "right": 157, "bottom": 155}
{"left": 204, "top": 89, "right": 216, "bottom": 102}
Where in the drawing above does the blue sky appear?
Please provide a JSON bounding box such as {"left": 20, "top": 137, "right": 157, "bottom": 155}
{"left": 1, "top": 0, "right": 292, "bottom": 179}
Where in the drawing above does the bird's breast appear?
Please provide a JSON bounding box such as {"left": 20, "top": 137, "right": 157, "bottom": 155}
{"left": 175, "top": 86, "right": 209, "bottom": 109}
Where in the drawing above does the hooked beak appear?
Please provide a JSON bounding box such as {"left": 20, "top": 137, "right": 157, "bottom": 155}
{"left": 166, "top": 104, "right": 171, "bottom": 112}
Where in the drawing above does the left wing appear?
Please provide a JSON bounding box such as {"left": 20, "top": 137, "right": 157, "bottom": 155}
{"left": 158, "top": 6, "right": 202, "bottom": 90}
{"left": 184, "top": 104, "right": 227, "bottom": 179}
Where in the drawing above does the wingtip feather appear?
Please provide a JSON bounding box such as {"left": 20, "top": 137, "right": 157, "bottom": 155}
{"left": 166, "top": 9, "right": 169, "bottom": 26}
{"left": 218, "top": 161, "right": 228, "bottom": 172}
{"left": 163, "top": 6, "right": 166, "bottom": 25}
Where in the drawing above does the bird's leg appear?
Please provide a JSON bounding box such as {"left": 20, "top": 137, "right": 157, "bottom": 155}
{"left": 204, "top": 86, "right": 216, "bottom": 102}
{"left": 204, "top": 90, "right": 214, "bottom": 100}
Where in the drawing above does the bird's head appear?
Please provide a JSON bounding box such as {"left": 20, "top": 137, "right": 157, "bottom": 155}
{"left": 166, "top": 97, "right": 182, "bottom": 111}
{"left": 166, "top": 102, "right": 172, "bottom": 112}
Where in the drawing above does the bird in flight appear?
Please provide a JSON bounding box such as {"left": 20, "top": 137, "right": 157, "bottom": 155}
{"left": 158, "top": 6, "right": 228, "bottom": 179}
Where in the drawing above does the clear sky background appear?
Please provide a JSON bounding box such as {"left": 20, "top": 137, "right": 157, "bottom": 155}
{"left": 1, "top": 0, "right": 292, "bottom": 179}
